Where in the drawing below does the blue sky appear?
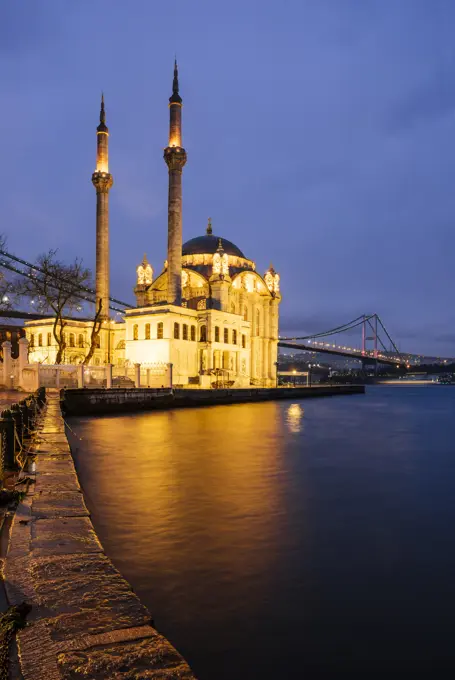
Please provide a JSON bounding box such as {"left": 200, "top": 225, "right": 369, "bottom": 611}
{"left": 1, "top": 0, "right": 454, "bottom": 355}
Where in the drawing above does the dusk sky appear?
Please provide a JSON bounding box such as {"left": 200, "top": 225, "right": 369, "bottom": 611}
{"left": 2, "top": 1, "right": 454, "bottom": 355}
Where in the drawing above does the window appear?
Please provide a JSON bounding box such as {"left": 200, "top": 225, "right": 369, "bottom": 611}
{"left": 145, "top": 323, "right": 151, "bottom": 340}
{"left": 157, "top": 322, "right": 164, "bottom": 339}
{"left": 38, "top": 334, "right": 42, "bottom": 347}
{"left": 78, "top": 334, "right": 84, "bottom": 348}
{"left": 69, "top": 333, "right": 75, "bottom": 348}
{"left": 242, "top": 334, "right": 246, "bottom": 348}
{"left": 256, "top": 309, "right": 260, "bottom": 336}
{"left": 191, "top": 325, "right": 196, "bottom": 341}
{"left": 215, "top": 326, "right": 220, "bottom": 342}
{"left": 224, "top": 328, "right": 229, "bottom": 344}
{"left": 47, "top": 332, "right": 52, "bottom": 346}
{"left": 133, "top": 324, "right": 138, "bottom": 340}
{"left": 95, "top": 335, "right": 101, "bottom": 349}
{"left": 30, "top": 334, "right": 34, "bottom": 348}
{"left": 183, "top": 324, "right": 188, "bottom": 340}
{"left": 233, "top": 329, "right": 237, "bottom": 345}
{"left": 174, "top": 322, "right": 180, "bottom": 339}
{"left": 243, "top": 306, "right": 248, "bottom": 321}
{"left": 200, "top": 325, "right": 207, "bottom": 342}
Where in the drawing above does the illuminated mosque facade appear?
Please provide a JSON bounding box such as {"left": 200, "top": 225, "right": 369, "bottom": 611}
{"left": 26, "top": 64, "right": 281, "bottom": 387}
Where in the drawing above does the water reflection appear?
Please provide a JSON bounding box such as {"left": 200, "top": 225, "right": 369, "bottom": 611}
{"left": 286, "top": 403, "right": 304, "bottom": 433}
{"left": 70, "top": 388, "right": 455, "bottom": 679}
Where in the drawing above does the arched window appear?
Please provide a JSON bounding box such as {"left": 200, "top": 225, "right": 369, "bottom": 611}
{"left": 30, "top": 334, "right": 34, "bottom": 348}
{"left": 183, "top": 324, "right": 188, "bottom": 340}
{"left": 224, "top": 328, "right": 229, "bottom": 344}
{"left": 200, "top": 325, "right": 207, "bottom": 342}
{"left": 256, "top": 309, "right": 260, "bottom": 336}
{"left": 69, "top": 333, "right": 75, "bottom": 347}
{"left": 133, "top": 324, "right": 138, "bottom": 340}
{"left": 78, "top": 334, "right": 84, "bottom": 348}
{"left": 233, "top": 329, "right": 237, "bottom": 345}
{"left": 157, "top": 322, "right": 164, "bottom": 339}
{"left": 38, "top": 334, "right": 42, "bottom": 347}
{"left": 191, "top": 325, "right": 196, "bottom": 341}
{"left": 174, "top": 322, "right": 180, "bottom": 339}
{"left": 145, "top": 323, "right": 151, "bottom": 340}
{"left": 243, "top": 306, "right": 248, "bottom": 321}
{"left": 214, "top": 326, "right": 220, "bottom": 342}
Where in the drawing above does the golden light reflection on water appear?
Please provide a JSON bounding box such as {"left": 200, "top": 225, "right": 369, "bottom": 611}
{"left": 72, "top": 402, "right": 292, "bottom": 605}
{"left": 286, "top": 403, "right": 304, "bottom": 433}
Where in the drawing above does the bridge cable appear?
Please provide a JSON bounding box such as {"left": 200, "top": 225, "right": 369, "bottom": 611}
{"left": 0, "top": 248, "right": 134, "bottom": 309}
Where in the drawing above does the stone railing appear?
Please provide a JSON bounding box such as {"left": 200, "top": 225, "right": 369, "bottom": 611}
{"left": 0, "top": 387, "right": 46, "bottom": 485}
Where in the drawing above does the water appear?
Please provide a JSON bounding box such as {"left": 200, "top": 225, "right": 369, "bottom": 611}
{"left": 69, "top": 386, "right": 455, "bottom": 678}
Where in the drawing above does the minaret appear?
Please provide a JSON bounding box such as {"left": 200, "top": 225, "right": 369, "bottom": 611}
{"left": 91, "top": 94, "right": 113, "bottom": 319}
{"left": 164, "top": 60, "right": 187, "bottom": 306}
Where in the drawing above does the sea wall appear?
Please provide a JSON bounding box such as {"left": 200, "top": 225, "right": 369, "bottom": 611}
{"left": 4, "top": 390, "right": 196, "bottom": 679}
{"left": 61, "top": 384, "right": 365, "bottom": 416}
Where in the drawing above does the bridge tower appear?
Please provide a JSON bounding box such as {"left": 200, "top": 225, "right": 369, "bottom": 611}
{"left": 164, "top": 60, "right": 187, "bottom": 306}
{"left": 361, "top": 314, "right": 379, "bottom": 373}
{"left": 92, "top": 94, "right": 113, "bottom": 320}
{"left": 361, "top": 314, "right": 378, "bottom": 358}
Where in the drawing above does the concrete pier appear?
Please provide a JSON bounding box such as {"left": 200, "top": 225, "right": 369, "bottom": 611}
{"left": 4, "top": 391, "right": 196, "bottom": 679}
{"left": 62, "top": 384, "right": 365, "bottom": 416}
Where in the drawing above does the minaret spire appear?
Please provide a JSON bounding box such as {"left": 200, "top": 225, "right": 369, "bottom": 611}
{"left": 164, "top": 61, "right": 187, "bottom": 305}
{"left": 171, "top": 59, "right": 182, "bottom": 104}
{"left": 92, "top": 94, "right": 113, "bottom": 320}
{"left": 99, "top": 93, "right": 106, "bottom": 125}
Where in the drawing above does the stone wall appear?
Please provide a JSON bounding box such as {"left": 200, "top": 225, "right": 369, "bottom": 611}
{"left": 61, "top": 384, "right": 365, "bottom": 416}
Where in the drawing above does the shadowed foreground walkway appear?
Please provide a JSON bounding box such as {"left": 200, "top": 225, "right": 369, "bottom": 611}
{"left": 3, "top": 391, "right": 196, "bottom": 679}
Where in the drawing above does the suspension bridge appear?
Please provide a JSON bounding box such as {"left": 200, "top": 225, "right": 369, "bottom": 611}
{"left": 278, "top": 314, "right": 408, "bottom": 368}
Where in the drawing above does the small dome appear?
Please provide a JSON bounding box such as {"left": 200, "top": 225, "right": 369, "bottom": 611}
{"left": 182, "top": 235, "right": 246, "bottom": 258}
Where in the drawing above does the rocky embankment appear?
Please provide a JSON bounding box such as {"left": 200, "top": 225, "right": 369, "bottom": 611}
{"left": 3, "top": 391, "right": 196, "bottom": 679}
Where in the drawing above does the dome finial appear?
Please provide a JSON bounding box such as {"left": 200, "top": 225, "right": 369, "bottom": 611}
{"left": 217, "top": 237, "right": 224, "bottom": 253}
{"left": 207, "top": 217, "right": 212, "bottom": 235}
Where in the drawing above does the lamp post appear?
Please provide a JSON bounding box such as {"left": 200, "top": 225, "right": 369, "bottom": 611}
{"left": 308, "top": 364, "right": 312, "bottom": 387}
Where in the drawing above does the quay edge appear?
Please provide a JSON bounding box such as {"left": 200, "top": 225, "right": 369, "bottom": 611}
{"left": 4, "top": 390, "right": 197, "bottom": 679}
{"left": 61, "top": 384, "right": 365, "bottom": 416}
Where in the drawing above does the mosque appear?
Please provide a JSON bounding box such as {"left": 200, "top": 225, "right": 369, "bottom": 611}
{"left": 25, "top": 64, "right": 281, "bottom": 387}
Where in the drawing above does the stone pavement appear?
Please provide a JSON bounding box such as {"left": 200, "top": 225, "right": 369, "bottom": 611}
{"left": 3, "top": 391, "right": 196, "bottom": 679}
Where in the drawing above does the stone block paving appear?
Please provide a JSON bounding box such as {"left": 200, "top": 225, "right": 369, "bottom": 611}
{"left": 4, "top": 391, "right": 197, "bottom": 679}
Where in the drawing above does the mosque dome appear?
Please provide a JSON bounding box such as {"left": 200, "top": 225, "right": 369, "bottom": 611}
{"left": 182, "top": 234, "right": 245, "bottom": 259}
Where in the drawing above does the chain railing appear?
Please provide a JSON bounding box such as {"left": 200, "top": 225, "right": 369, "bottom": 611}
{"left": 0, "top": 387, "right": 46, "bottom": 486}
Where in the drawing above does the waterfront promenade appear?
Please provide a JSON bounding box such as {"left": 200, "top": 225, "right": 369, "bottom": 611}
{"left": 4, "top": 391, "right": 196, "bottom": 679}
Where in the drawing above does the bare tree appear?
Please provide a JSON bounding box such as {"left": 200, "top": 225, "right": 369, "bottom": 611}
{"left": 16, "top": 250, "right": 91, "bottom": 364}
{"left": 83, "top": 299, "right": 103, "bottom": 365}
